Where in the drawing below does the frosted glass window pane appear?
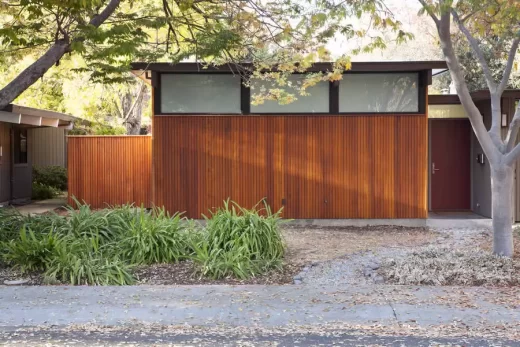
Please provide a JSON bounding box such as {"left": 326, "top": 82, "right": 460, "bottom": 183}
{"left": 339, "top": 73, "right": 419, "bottom": 113}
{"left": 250, "top": 75, "right": 329, "bottom": 113}
{"left": 161, "top": 74, "right": 241, "bottom": 113}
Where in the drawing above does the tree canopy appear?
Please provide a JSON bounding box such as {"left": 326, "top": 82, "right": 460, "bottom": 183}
{"left": 0, "top": 0, "right": 411, "bottom": 111}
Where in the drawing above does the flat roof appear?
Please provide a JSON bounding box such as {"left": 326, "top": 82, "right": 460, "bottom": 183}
{"left": 429, "top": 90, "right": 520, "bottom": 105}
{"left": 131, "top": 61, "right": 448, "bottom": 73}
{"left": 0, "top": 104, "right": 77, "bottom": 127}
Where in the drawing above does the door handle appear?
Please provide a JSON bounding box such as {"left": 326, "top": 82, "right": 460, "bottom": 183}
{"left": 432, "top": 162, "right": 440, "bottom": 175}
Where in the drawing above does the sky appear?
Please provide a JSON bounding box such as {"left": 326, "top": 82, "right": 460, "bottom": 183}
{"left": 326, "top": 0, "right": 442, "bottom": 61}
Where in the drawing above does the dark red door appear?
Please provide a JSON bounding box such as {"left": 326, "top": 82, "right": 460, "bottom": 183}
{"left": 430, "top": 119, "right": 471, "bottom": 211}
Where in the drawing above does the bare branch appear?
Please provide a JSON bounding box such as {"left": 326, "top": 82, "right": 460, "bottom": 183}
{"left": 505, "top": 103, "right": 520, "bottom": 152}
{"left": 505, "top": 141, "right": 520, "bottom": 166}
{"left": 498, "top": 37, "right": 520, "bottom": 94}
{"left": 418, "top": 0, "right": 439, "bottom": 25}
{"left": 451, "top": 9, "right": 497, "bottom": 91}
{"left": 436, "top": 8, "right": 500, "bottom": 165}
{"left": 123, "top": 81, "right": 146, "bottom": 121}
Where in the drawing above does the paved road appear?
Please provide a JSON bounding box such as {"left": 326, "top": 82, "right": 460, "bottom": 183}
{"left": 1, "top": 285, "right": 519, "bottom": 327}
{"left": 1, "top": 329, "right": 519, "bottom": 346}
{"left": 0, "top": 284, "right": 519, "bottom": 345}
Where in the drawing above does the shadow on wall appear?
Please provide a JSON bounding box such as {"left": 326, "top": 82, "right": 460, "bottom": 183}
{"left": 152, "top": 115, "right": 427, "bottom": 219}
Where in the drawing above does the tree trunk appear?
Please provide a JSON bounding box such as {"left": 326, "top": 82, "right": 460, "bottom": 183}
{"left": 491, "top": 164, "right": 515, "bottom": 257}
{"left": 0, "top": 42, "right": 70, "bottom": 109}
{"left": 0, "top": 0, "right": 121, "bottom": 110}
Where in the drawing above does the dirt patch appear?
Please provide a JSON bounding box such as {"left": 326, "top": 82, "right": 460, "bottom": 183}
{"left": 282, "top": 225, "right": 437, "bottom": 266}
{"left": 0, "top": 264, "right": 43, "bottom": 285}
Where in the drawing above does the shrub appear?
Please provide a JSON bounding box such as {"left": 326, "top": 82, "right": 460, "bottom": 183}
{"left": 381, "top": 246, "right": 520, "bottom": 287}
{"left": 0, "top": 208, "right": 26, "bottom": 243}
{"left": 32, "top": 182, "right": 60, "bottom": 200}
{"left": 1, "top": 200, "right": 287, "bottom": 284}
{"left": 65, "top": 203, "right": 140, "bottom": 241}
{"left": 33, "top": 166, "right": 67, "bottom": 191}
{"left": 117, "top": 208, "right": 189, "bottom": 264}
{"left": 45, "top": 238, "right": 134, "bottom": 285}
{"left": 2, "top": 227, "right": 63, "bottom": 273}
{"left": 192, "top": 200, "right": 285, "bottom": 279}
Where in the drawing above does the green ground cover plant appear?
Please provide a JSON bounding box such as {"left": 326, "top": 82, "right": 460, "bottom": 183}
{"left": 0, "top": 200, "right": 286, "bottom": 285}
{"left": 33, "top": 166, "right": 68, "bottom": 191}
{"left": 32, "top": 182, "right": 60, "bottom": 200}
{"left": 192, "top": 200, "right": 285, "bottom": 279}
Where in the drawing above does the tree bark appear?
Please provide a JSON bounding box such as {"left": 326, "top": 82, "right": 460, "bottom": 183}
{"left": 491, "top": 165, "right": 515, "bottom": 257}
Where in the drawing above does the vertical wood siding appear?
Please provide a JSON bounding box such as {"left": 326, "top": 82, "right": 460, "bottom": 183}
{"left": 68, "top": 136, "right": 152, "bottom": 208}
{"left": 28, "top": 127, "right": 67, "bottom": 168}
{"left": 153, "top": 115, "right": 428, "bottom": 219}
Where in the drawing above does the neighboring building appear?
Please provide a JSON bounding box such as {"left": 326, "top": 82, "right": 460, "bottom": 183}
{"left": 29, "top": 127, "right": 69, "bottom": 168}
{"left": 429, "top": 91, "right": 520, "bottom": 221}
{"left": 130, "top": 61, "right": 449, "bottom": 219}
{"left": 0, "top": 104, "right": 75, "bottom": 205}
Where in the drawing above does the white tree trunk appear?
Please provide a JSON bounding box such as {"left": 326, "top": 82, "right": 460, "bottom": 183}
{"left": 491, "top": 165, "right": 515, "bottom": 256}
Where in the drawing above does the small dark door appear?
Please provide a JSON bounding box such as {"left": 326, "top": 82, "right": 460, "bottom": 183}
{"left": 430, "top": 119, "right": 471, "bottom": 211}
{"left": 0, "top": 122, "right": 11, "bottom": 203}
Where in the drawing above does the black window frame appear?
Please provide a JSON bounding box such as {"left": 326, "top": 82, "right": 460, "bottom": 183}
{"left": 153, "top": 70, "right": 427, "bottom": 116}
{"left": 337, "top": 71, "right": 425, "bottom": 115}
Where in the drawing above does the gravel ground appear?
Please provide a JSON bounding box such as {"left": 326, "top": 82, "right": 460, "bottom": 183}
{"left": 300, "top": 227, "right": 492, "bottom": 286}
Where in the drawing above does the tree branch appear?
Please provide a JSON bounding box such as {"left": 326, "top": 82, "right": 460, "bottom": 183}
{"left": 123, "top": 81, "right": 146, "bottom": 121}
{"left": 435, "top": 7, "right": 500, "bottom": 165}
{"left": 505, "top": 141, "right": 520, "bottom": 166}
{"left": 418, "top": 0, "right": 439, "bottom": 25}
{"left": 498, "top": 37, "right": 520, "bottom": 94}
{"left": 0, "top": 0, "right": 121, "bottom": 109}
{"left": 505, "top": 102, "right": 520, "bottom": 152}
{"left": 451, "top": 9, "right": 496, "bottom": 91}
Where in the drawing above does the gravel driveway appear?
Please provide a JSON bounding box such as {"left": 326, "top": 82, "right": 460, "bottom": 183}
{"left": 298, "top": 226, "right": 492, "bottom": 286}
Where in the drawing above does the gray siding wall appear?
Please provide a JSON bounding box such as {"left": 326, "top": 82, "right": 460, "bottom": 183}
{"left": 0, "top": 122, "right": 11, "bottom": 204}
{"left": 28, "top": 127, "right": 67, "bottom": 168}
{"left": 471, "top": 100, "right": 492, "bottom": 218}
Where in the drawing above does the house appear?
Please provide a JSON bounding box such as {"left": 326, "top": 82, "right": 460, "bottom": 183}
{"left": 29, "top": 127, "right": 69, "bottom": 168}
{"left": 429, "top": 90, "right": 520, "bottom": 221}
{"left": 0, "top": 104, "right": 75, "bottom": 205}
{"left": 129, "top": 61, "right": 452, "bottom": 219}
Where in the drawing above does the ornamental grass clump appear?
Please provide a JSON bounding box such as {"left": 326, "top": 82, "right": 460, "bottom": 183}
{"left": 381, "top": 246, "right": 520, "bottom": 287}
{"left": 192, "top": 200, "right": 285, "bottom": 279}
{"left": 117, "top": 207, "right": 190, "bottom": 265}
{"left": 0, "top": 203, "right": 189, "bottom": 285}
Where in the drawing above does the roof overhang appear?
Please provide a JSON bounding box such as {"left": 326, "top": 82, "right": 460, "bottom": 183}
{"left": 0, "top": 104, "right": 76, "bottom": 128}
{"left": 131, "top": 61, "right": 448, "bottom": 74}
{"left": 429, "top": 89, "right": 520, "bottom": 105}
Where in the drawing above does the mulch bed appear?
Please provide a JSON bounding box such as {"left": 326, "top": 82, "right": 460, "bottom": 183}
{"left": 134, "top": 261, "right": 300, "bottom": 285}
{"left": 0, "top": 261, "right": 300, "bottom": 286}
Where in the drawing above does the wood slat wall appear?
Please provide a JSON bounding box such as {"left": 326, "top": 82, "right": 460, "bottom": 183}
{"left": 153, "top": 115, "right": 428, "bottom": 219}
{"left": 68, "top": 136, "right": 152, "bottom": 208}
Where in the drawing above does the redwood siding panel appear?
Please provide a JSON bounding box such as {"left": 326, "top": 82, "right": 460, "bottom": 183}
{"left": 68, "top": 136, "right": 152, "bottom": 208}
{"left": 153, "top": 115, "right": 428, "bottom": 219}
